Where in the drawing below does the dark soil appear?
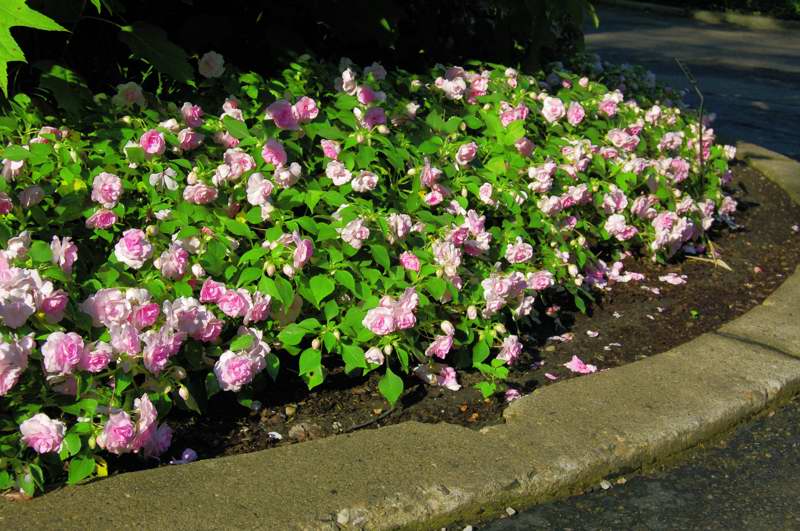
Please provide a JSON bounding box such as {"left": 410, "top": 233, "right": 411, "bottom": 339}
{"left": 114, "top": 163, "right": 800, "bottom": 471}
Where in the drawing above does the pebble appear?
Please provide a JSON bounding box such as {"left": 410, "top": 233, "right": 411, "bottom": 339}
{"left": 505, "top": 507, "right": 517, "bottom": 516}
{"left": 600, "top": 479, "right": 612, "bottom": 490}
{"left": 284, "top": 404, "right": 297, "bottom": 417}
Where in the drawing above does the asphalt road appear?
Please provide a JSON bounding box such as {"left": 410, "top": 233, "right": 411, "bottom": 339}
{"left": 584, "top": 5, "right": 800, "bottom": 159}
{"left": 479, "top": 393, "right": 800, "bottom": 530}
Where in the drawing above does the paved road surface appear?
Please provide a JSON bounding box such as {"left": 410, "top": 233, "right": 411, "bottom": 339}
{"left": 480, "top": 393, "right": 800, "bottom": 530}
{"left": 585, "top": 6, "right": 800, "bottom": 159}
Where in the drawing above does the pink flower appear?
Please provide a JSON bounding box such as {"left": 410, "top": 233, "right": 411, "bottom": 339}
{"left": 364, "top": 107, "right": 386, "bottom": 129}
{"left": 265, "top": 99, "right": 299, "bottom": 130}
{"left": 0, "top": 336, "right": 32, "bottom": 396}
{"left": 499, "top": 102, "right": 529, "bottom": 127}
{"left": 110, "top": 323, "right": 141, "bottom": 355}
{"left": 564, "top": 355, "right": 597, "bottom": 374}
{"left": 598, "top": 94, "right": 619, "bottom": 117}
{"left": 339, "top": 218, "right": 370, "bottom": 249}
{"left": 81, "top": 288, "right": 131, "bottom": 328}
{"left": 86, "top": 209, "right": 117, "bottom": 229}
{"left": 362, "top": 306, "right": 395, "bottom": 336}
{"left": 217, "top": 288, "right": 251, "bottom": 318}
{"left": 51, "top": 236, "right": 78, "bottom": 274}
{"left": 213, "top": 131, "right": 239, "bottom": 148}
{"left": 292, "top": 96, "right": 319, "bottom": 123}
{"left": 566, "top": 101, "right": 585, "bottom": 126}
{"left": 399, "top": 251, "right": 420, "bottom": 272}
{"left": 498, "top": 335, "right": 523, "bottom": 364}
{"left": 80, "top": 341, "right": 112, "bottom": 373}
{"left": 425, "top": 332, "right": 453, "bottom": 359}
{"left": 505, "top": 389, "right": 521, "bottom": 402}
{"left": 214, "top": 350, "right": 266, "bottom": 392}
{"left": 602, "top": 185, "right": 628, "bottom": 214}
{"left": 455, "top": 142, "right": 478, "bottom": 167}
{"left": 505, "top": 237, "right": 533, "bottom": 264}
{"left": 142, "top": 326, "right": 184, "bottom": 374}
{"left": 244, "top": 292, "right": 271, "bottom": 324}
{"left": 39, "top": 289, "right": 68, "bottom": 323}
{"left": 659, "top": 273, "right": 687, "bottom": 285}
{"left": 200, "top": 278, "right": 226, "bottom": 303}
{"left": 42, "top": 331, "right": 86, "bottom": 376}
{"left": 274, "top": 162, "right": 302, "bottom": 188}
{"left": 479, "top": 182, "right": 495, "bottom": 205}
{"left": 112, "top": 82, "right": 145, "bottom": 108}
{"left": 351, "top": 170, "right": 378, "bottom": 192}
{"left": 437, "top": 367, "right": 461, "bottom": 391}
{"left": 326, "top": 160, "right": 352, "bottom": 186}
{"left": 114, "top": 229, "right": 153, "bottom": 269}
{"left": 515, "top": 137, "right": 534, "bottom": 157}
{"left": 364, "top": 347, "right": 384, "bottom": 365}
{"left": 139, "top": 129, "right": 166, "bottom": 157}
{"left": 131, "top": 302, "right": 160, "bottom": 329}
{"left": 0, "top": 192, "right": 12, "bottom": 214}
{"left": 421, "top": 158, "right": 442, "bottom": 187}
{"left": 321, "top": 139, "right": 341, "bottom": 160}
{"left": 246, "top": 173, "right": 274, "bottom": 206}
{"left": 20, "top": 413, "right": 65, "bottom": 454}
{"left": 541, "top": 97, "right": 565, "bottom": 123}
{"left": 2, "top": 157, "right": 24, "bottom": 181}
{"left": 97, "top": 411, "right": 136, "bottom": 455}
{"left": 183, "top": 183, "right": 218, "bottom": 204}
{"left": 181, "top": 102, "right": 204, "bottom": 127}
{"left": 198, "top": 51, "right": 225, "bottom": 78}
{"left": 604, "top": 214, "right": 638, "bottom": 241}
{"left": 261, "top": 139, "right": 287, "bottom": 167}
{"left": 293, "top": 239, "right": 314, "bottom": 269}
{"left": 178, "top": 128, "right": 204, "bottom": 151}
{"left": 155, "top": 243, "right": 189, "bottom": 280}
{"left": 528, "top": 270, "right": 554, "bottom": 291}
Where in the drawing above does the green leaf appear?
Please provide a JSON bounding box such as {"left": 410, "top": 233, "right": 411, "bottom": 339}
{"left": 0, "top": 0, "right": 67, "bottom": 97}
{"left": 237, "top": 266, "right": 262, "bottom": 287}
{"left": 309, "top": 275, "right": 335, "bottom": 308}
{"left": 36, "top": 63, "right": 92, "bottom": 118}
{"left": 265, "top": 352, "right": 280, "bottom": 380}
{"left": 278, "top": 324, "right": 307, "bottom": 346}
{"left": 334, "top": 270, "right": 356, "bottom": 295}
{"left": 63, "top": 432, "right": 81, "bottom": 457}
{"left": 274, "top": 275, "right": 294, "bottom": 308}
{"left": 1, "top": 144, "right": 29, "bottom": 160}
{"left": 118, "top": 22, "right": 193, "bottom": 83}
{"left": 230, "top": 334, "right": 255, "bottom": 352}
{"left": 222, "top": 115, "right": 250, "bottom": 139}
{"left": 67, "top": 457, "right": 95, "bottom": 485}
{"left": 378, "top": 367, "right": 403, "bottom": 406}
{"left": 173, "top": 280, "right": 193, "bottom": 297}
{"left": 298, "top": 348, "right": 321, "bottom": 375}
{"left": 205, "top": 372, "right": 220, "bottom": 398}
{"left": 472, "top": 340, "right": 490, "bottom": 365}
{"left": 425, "top": 111, "right": 447, "bottom": 131}
{"left": 223, "top": 218, "right": 254, "bottom": 238}
{"left": 475, "top": 380, "right": 497, "bottom": 399}
{"left": 425, "top": 277, "right": 447, "bottom": 301}
{"left": 342, "top": 344, "right": 367, "bottom": 373}
{"left": 370, "top": 244, "right": 391, "bottom": 272}
{"left": 29, "top": 240, "right": 52, "bottom": 263}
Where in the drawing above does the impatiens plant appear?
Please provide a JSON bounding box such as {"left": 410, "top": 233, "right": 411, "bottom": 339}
{"left": 0, "top": 52, "right": 737, "bottom": 495}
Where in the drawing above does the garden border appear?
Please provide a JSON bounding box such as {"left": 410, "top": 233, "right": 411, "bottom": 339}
{"left": 594, "top": 0, "right": 800, "bottom": 32}
{"left": 1, "top": 143, "right": 799, "bottom": 530}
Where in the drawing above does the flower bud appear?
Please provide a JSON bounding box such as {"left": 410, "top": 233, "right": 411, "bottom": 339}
{"left": 568, "top": 264, "right": 579, "bottom": 277}
{"left": 311, "top": 338, "right": 321, "bottom": 350}
{"left": 191, "top": 264, "right": 205, "bottom": 278}
{"left": 146, "top": 225, "right": 158, "bottom": 236}
{"left": 494, "top": 323, "right": 507, "bottom": 335}
{"left": 265, "top": 262, "right": 276, "bottom": 276}
{"left": 333, "top": 330, "right": 341, "bottom": 340}
{"left": 382, "top": 344, "right": 393, "bottom": 356}
{"left": 377, "top": 125, "right": 389, "bottom": 135}
{"left": 467, "top": 305, "right": 478, "bottom": 320}
{"left": 179, "top": 385, "right": 190, "bottom": 401}
{"left": 173, "top": 366, "right": 187, "bottom": 380}
{"left": 282, "top": 264, "right": 294, "bottom": 277}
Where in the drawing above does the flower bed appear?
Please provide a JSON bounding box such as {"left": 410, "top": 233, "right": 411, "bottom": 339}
{"left": 0, "top": 53, "right": 738, "bottom": 495}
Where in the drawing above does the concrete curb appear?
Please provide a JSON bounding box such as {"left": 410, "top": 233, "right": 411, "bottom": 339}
{"left": 595, "top": 0, "right": 800, "bottom": 32}
{"left": 1, "top": 145, "right": 799, "bottom": 530}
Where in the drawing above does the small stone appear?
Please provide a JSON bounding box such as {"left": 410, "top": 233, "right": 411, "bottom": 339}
{"left": 336, "top": 508, "right": 350, "bottom": 525}
{"left": 288, "top": 422, "right": 322, "bottom": 442}
{"left": 600, "top": 479, "right": 612, "bottom": 490}
{"left": 462, "top": 526, "right": 474, "bottom": 531}
{"left": 505, "top": 507, "right": 516, "bottom": 516}
{"left": 372, "top": 408, "right": 383, "bottom": 415}
{"left": 544, "top": 345, "right": 556, "bottom": 352}
{"left": 284, "top": 404, "right": 297, "bottom": 417}
{"left": 615, "top": 477, "right": 627, "bottom": 485}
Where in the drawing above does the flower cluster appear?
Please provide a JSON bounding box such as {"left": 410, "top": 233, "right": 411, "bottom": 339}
{"left": 0, "top": 52, "right": 736, "bottom": 495}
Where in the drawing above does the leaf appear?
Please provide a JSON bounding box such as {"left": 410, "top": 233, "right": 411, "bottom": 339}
{"left": 36, "top": 63, "right": 92, "bottom": 118}
{"left": 334, "top": 270, "right": 356, "bottom": 295}
{"left": 223, "top": 218, "right": 254, "bottom": 238}
{"left": 29, "top": 240, "right": 52, "bottom": 263}
{"left": 472, "top": 340, "right": 490, "bottom": 365}
{"left": 63, "top": 432, "right": 81, "bottom": 457}
{"left": 67, "top": 457, "right": 95, "bottom": 485}
{"left": 1, "top": 144, "right": 29, "bottom": 160}
{"left": 425, "top": 277, "right": 447, "bottom": 301}
{"left": 378, "top": 367, "right": 403, "bottom": 406}
{"left": 237, "top": 266, "right": 262, "bottom": 287}
{"left": 230, "top": 334, "right": 254, "bottom": 352}
{"left": 0, "top": 0, "right": 67, "bottom": 97}
{"left": 222, "top": 115, "right": 250, "bottom": 139}
{"left": 309, "top": 275, "right": 335, "bottom": 308}
{"left": 342, "top": 344, "right": 366, "bottom": 374}
{"left": 265, "top": 352, "right": 280, "bottom": 381}
{"left": 298, "top": 348, "right": 321, "bottom": 375}
{"left": 278, "top": 324, "right": 307, "bottom": 347}
{"left": 118, "top": 22, "right": 193, "bottom": 83}
{"left": 370, "top": 244, "right": 391, "bottom": 272}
